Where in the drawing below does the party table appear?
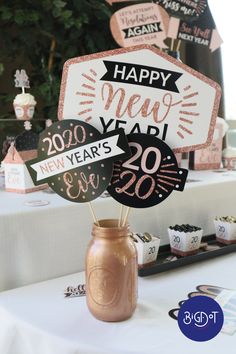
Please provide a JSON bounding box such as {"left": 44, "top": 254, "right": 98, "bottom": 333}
{"left": 0, "top": 169, "right": 236, "bottom": 292}
{"left": 0, "top": 253, "right": 235, "bottom": 354}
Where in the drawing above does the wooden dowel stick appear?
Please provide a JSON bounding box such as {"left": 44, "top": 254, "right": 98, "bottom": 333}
{"left": 118, "top": 205, "right": 124, "bottom": 227}
{"left": 88, "top": 202, "right": 99, "bottom": 226}
{"left": 122, "top": 207, "right": 131, "bottom": 227}
{"left": 176, "top": 39, "right": 181, "bottom": 52}
{"left": 170, "top": 38, "right": 174, "bottom": 51}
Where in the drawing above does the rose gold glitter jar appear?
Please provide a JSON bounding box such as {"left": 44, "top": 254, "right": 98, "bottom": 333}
{"left": 86, "top": 219, "right": 137, "bottom": 322}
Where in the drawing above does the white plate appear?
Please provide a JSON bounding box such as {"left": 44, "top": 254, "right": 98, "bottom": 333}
{"left": 24, "top": 200, "right": 50, "bottom": 207}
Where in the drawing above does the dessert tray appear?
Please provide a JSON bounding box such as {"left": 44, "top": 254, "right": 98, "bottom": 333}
{"left": 138, "top": 235, "right": 236, "bottom": 277}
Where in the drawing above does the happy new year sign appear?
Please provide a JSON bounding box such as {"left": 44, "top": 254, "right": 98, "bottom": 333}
{"left": 58, "top": 45, "right": 221, "bottom": 153}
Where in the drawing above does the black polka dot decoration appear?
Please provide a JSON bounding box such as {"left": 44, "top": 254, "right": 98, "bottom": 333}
{"left": 107, "top": 134, "right": 188, "bottom": 208}
{"left": 26, "top": 119, "right": 130, "bottom": 203}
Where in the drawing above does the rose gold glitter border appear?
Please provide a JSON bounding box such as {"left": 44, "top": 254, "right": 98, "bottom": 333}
{"left": 58, "top": 44, "right": 221, "bottom": 153}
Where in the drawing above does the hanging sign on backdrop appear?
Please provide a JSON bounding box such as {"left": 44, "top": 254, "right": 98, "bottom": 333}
{"left": 168, "top": 18, "right": 222, "bottom": 51}
{"left": 58, "top": 45, "right": 221, "bottom": 153}
{"left": 167, "top": 3, "right": 222, "bottom": 51}
{"left": 156, "top": 0, "right": 207, "bottom": 22}
{"left": 110, "top": 3, "right": 169, "bottom": 49}
{"left": 26, "top": 119, "right": 130, "bottom": 203}
{"left": 107, "top": 134, "right": 188, "bottom": 208}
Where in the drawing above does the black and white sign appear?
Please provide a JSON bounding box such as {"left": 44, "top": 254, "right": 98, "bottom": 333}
{"left": 26, "top": 119, "right": 130, "bottom": 203}
{"left": 167, "top": 4, "right": 222, "bottom": 51}
{"left": 107, "top": 133, "right": 188, "bottom": 208}
{"left": 156, "top": 0, "right": 207, "bottom": 21}
{"left": 58, "top": 45, "right": 221, "bottom": 153}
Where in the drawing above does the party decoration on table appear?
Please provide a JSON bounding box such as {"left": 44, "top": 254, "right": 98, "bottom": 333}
{"left": 26, "top": 119, "right": 130, "bottom": 204}
{"left": 131, "top": 232, "right": 161, "bottom": 267}
{"left": 13, "top": 69, "right": 37, "bottom": 120}
{"left": 167, "top": 3, "right": 222, "bottom": 52}
{"left": 222, "top": 147, "right": 236, "bottom": 171}
{"left": 64, "top": 284, "right": 86, "bottom": 298}
{"left": 86, "top": 219, "right": 137, "bottom": 321}
{"left": 156, "top": 0, "right": 207, "bottom": 22}
{"left": 214, "top": 216, "right": 236, "bottom": 245}
{"left": 24, "top": 200, "right": 50, "bottom": 207}
{"left": 58, "top": 45, "right": 221, "bottom": 153}
{"left": 169, "top": 284, "right": 236, "bottom": 335}
{"left": 56, "top": 43, "right": 222, "bottom": 322}
{"left": 3, "top": 124, "right": 46, "bottom": 194}
{"left": 25, "top": 119, "right": 134, "bottom": 322}
{"left": 189, "top": 118, "right": 228, "bottom": 170}
{"left": 138, "top": 233, "right": 235, "bottom": 277}
{"left": 168, "top": 223, "right": 203, "bottom": 256}
{"left": 215, "top": 287, "right": 236, "bottom": 335}
{"left": 107, "top": 133, "right": 188, "bottom": 208}
{"left": 110, "top": 3, "right": 169, "bottom": 49}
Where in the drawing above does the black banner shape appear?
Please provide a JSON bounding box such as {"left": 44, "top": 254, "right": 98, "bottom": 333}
{"left": 156, "top": 0, "right": 208, "bottom": 22}
{"left": 100, "top": 61, "right": 182, "bottom": 93}
{"left": 123, "top": 22, "right": 162, "bottom": 39}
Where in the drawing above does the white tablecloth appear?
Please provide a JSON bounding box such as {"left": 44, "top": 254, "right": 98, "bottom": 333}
{"left": 0, "top": 254, "right": 235, "bottom": 354}
{"left": 1, "top": 169, "right": 236, "bottom": 291}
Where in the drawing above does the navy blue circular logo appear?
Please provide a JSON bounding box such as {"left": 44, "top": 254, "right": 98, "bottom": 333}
{"left": 178, "top": 296, "right": 224, "bottom": 342}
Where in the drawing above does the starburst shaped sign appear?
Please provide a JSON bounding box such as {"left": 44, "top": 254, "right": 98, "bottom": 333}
{"left": 58, "top": 45, "right": 221, "bottom": 153}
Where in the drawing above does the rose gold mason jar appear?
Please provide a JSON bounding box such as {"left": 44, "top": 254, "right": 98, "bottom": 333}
{"left": 86, "top": 219, "right": 137, "bottom": 322}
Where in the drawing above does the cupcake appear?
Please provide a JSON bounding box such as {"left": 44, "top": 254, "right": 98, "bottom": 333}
{"left": 13, "top": 93, "right": 36, "bottom": 120}
{"left": 214, "top": 216, "right": 236, "bottom": 244}
{"left": 168, "top": 224, "right": 203, "bottom": 257}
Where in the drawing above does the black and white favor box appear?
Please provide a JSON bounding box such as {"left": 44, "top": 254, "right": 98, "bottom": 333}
{"left": 168, "top": 225, "right": 203, "bottom": 256}
{"left": 214, "top": 217, "right": 236, "bottom": 244}
{"left": 130, "top": 233, "right": 160, "bottom": 267}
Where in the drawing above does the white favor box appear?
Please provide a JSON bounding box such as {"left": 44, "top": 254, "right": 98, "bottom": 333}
{"left": 214, "top": 219, "right": 236, "bottom": 244}
{"left": 133, "top": 233, "right": 160, "bottom": 267}
{"left": 168, "top": 228, "right": 203, "bottom": 256}
{"left": 3, "top": 148, "right": 47, "bottom": 194}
